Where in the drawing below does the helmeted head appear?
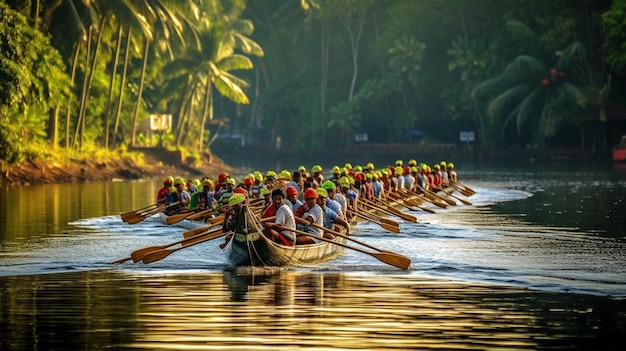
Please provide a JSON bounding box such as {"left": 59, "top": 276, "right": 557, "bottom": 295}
{"left": 228, "top": 193, "right": 246, "bottom": 206}
{"left": 260, "top": 187, "right": 271, "bottom": 197}
{"left": 304, "top": 188, "right": 318, "bottom": 200}
{"left": 311, "top": 165, "right": 322, "bottom": 174}
{"left": 321, "top": 180, "right": 336, "bottom": 192}
{"left": 286, "top": 186, "right": 298, "bottom": 197}
{"left": 316, "top": 187, "right": 328, "bottom": 198}
{"left": 234, "top": 187, "right": 248, "bottom": 196}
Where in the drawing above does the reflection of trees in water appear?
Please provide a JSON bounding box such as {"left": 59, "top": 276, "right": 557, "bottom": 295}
{"left": 222, "top": 269, "right": 344, "bottom": 306}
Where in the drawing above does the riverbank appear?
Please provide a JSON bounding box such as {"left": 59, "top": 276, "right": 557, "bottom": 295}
{"left": 0, "top": 149, "right": 235, "bottom": 187}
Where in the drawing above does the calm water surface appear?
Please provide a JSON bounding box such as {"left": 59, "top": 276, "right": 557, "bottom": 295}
{"left": 1, "top": 165, "right": 626, "bottom": 350}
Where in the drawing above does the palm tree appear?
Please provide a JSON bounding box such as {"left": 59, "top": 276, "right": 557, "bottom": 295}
{"left": 472, "top": 21, "right": 587, "bottom": 146}
{"left": 162, "top": 1, "right": 263, "bottom": 151}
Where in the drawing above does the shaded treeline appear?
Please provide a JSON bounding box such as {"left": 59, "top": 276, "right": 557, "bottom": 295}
{"left": 1, "top": 0, "right": 625, "bottom": 165}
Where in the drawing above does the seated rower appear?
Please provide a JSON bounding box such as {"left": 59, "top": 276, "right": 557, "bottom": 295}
{"left": 219, "top": 193, "right": 247, "bottom": 249}
{"left": 316, "top": 188, "right": 350, "bottom": 235}
{"left": 294, "top": 188, "right": 324, "bottom": 245}
{"left": 262, "top": 189, "right": 296, "bottom": 246}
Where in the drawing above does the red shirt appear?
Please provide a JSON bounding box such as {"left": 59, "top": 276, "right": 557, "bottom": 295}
{"left": 261, "top": 204, "right": 277, "bottom": 218}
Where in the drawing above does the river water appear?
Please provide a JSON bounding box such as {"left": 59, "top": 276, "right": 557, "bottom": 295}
{"left": 1, "top": 164, "right": 625, "bottom": 350}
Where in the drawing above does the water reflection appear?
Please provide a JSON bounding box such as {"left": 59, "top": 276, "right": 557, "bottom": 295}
{"left": 2, "top": 270, "right": 624, "bottom": 350}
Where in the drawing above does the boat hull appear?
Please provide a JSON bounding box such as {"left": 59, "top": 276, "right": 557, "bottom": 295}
{"left": 223, "top": 206, "right": 345, "bottom": 268}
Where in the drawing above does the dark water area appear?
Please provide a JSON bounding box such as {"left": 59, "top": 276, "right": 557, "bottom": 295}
{"left": 1, "top": 163, "right": 626, "bottom": 350}
{"left": 2, "top": 270, "right": 625, "bottom": 351}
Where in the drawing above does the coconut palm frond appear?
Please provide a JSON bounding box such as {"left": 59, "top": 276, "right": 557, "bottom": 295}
{"left": 233, "top": 32, "right": 264, "bottom": 57}
{"left": 212, "top": 73, "right": 249, "bottom": 104}
{"left": 471, "top": 75, "right": 511, "bottom": 100}
{"left": 504, "top": 55, "right": 546, "bottom": 78}
{"left": 514, "top": 88, "right": 546, "bottom": 134}
{"left": 558, "top": 82, "right": 587, "bottom": 108}
{"left": 486, "top": 82, "right": 535, "bottom": 118}
{"left": 555, "top": 42, "right": 586, "bottom": 69}
{"left": 216, "top": 54, "right": 253, "bottom": 71}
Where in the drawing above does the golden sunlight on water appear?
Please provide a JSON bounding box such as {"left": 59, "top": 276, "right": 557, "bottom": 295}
{"left": 1, "top": 269, "right": 622, "bottom": 350}
{"left": 127, "top": 270, "right": 546, "bottom": 350}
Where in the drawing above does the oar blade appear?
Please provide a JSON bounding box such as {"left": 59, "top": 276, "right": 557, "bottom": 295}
{"left": 141, "top": 249, "right": 173, "bottom": 264}
{"left": 131, "top": 247, "right": 163, "bottom": 262}
{"left": 166, "top": 213, "right": 189, "bottom": 225}
{"left": 372, "top": 251, "right": 411, "bottom": 270}
{"left": 183, "top": 226, "right": 212, "bottom": 239}
{"left": 382, "top": 223, "right": 401, "bottom": 233}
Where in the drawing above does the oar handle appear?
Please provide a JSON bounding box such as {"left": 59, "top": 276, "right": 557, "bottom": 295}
{"left": 275, "top": 225, "right": 410, "bottom": 270}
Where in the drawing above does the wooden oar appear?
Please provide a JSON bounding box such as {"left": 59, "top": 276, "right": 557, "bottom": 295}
{"left": 404, "top": 189, "right": 448, "bottom": 209}
{"left": 417, "top": 186, "right": 456, "bottom": 206}
{"left": 295, "top": 218, "right": 409, "bottom": 261}
{"left": 348, "top": 210, "right": 400, "bottom": 233}
{"left": 438, "top": 188, "right": 472, "bottom": 206}
{"left": 126, "top": 201, "right": 183, "bottom": 224}
{"left": 130, "top": 227, "right": 224, "bottom": 262}
{"left": 183, "top": 225, "right": 216, "bottom": 239}
{"left": 120, "top": 203, "right": 158, "bottom": 221}
{"left": 449, "top": 181, "right": 475, "bottom": 196}
{"left": 165, "top": 208, "right": 202, "bottom": 225}
{"left": 276, "top": 225, "right": 410, "bottom": 270}
{"left": 141, "top": 231, "right": 232, "bottom": 264}
{"left": 121, "top": 204, "right": 166, "bottom": 222}
{"left": 386, "top": 192, "right": 436, "bottom": 214}
{"left": 361, "top": 198, "right": 418, "bottom": 223}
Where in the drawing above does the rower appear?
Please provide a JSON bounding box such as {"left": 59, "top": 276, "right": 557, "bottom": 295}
{"left": 219, "top": 193, "right": 247, "bottom": 249}
{"left": 294, "top": 188, "right": 324, "bottom": 245}
{"left": 262, "top": 189, "right": 297, "bottom": 246}
{"left": 316, "top": 188, "right": 350, "bottom": 235}
{"left": 157, "top": 176, "right": 173, "bottom": 205}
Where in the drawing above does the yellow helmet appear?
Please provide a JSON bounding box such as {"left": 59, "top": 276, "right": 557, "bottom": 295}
{"left": 332, "top": 165, "right": 341, "bottom": 174}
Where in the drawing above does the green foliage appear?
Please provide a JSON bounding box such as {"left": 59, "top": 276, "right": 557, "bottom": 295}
{"left": 603, "top": 0, "right": 626, "bottom": 74}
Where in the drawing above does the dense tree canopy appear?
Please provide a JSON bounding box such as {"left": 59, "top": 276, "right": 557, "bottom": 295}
{"left": 1, "top": 0, "right": 624, "bottom": 164}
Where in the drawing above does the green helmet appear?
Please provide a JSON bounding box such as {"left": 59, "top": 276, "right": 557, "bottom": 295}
{"left": 321, "top": 180, "right": 336, "bottom": 191}
{"left": 311, "top": 165, "right": 323, "bottom": 173}
{"left": 228, "top": 193, "right": 246, "bottom": 206}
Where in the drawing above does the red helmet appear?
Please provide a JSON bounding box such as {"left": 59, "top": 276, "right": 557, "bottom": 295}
{"left": 304, "top": 188, "right": 318, "bottom": 200}
{"left": 218, "top": 172, "right": 229, "bottom": 181}
{"left": 244, "top": 177, "right": 254, "bottom": 186}
{"left": 286, "top": 186, "right": 298, "bottom": 196}
{"left": 404, "top": 166, "right": 411, "bottom": 175}
{"left": 234, "top": 187, "right": 248, "bottom": 196}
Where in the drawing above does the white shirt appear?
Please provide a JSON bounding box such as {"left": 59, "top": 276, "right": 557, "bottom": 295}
{"left": 275, "top": 203, "right": 296, "bottom": 242}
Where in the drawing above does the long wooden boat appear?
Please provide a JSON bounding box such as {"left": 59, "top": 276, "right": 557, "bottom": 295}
{"left": 222, "top": 205, "right": 346, "bottom": 268}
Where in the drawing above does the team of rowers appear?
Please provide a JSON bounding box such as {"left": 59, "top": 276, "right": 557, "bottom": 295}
{"left": 156, "top": 160, "right": 459, "bottom": 247}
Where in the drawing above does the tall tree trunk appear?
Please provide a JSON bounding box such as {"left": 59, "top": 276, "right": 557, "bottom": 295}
{"left": 72, "top": 25, "right": 93, "bottom": 149}
{"left": 199, "top": 76, "right": 212, "bottom": 151}
{"left": 320, "top": 20, "right": 329, "bottom": 148}
{"left": 131, "top": 39, "right": 151, "bottom": 147}
{"left": 48, "top": 105, "right": 60, "bottom": 149}
{"left": 105, "top": 26, "right": 124, "bottom": 149}
{"left": 113, "top": 28, "right": 133, "bottom": 148}
{"left": 65, "top": 42, "right": 81, "bottom": 148}
{"left": 73, "top": 20, "right": 105, "bottom": 149}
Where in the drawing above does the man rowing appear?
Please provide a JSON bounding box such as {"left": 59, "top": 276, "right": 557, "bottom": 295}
{"left": 262, "top": 189, "right": 297, "bottom": 246}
